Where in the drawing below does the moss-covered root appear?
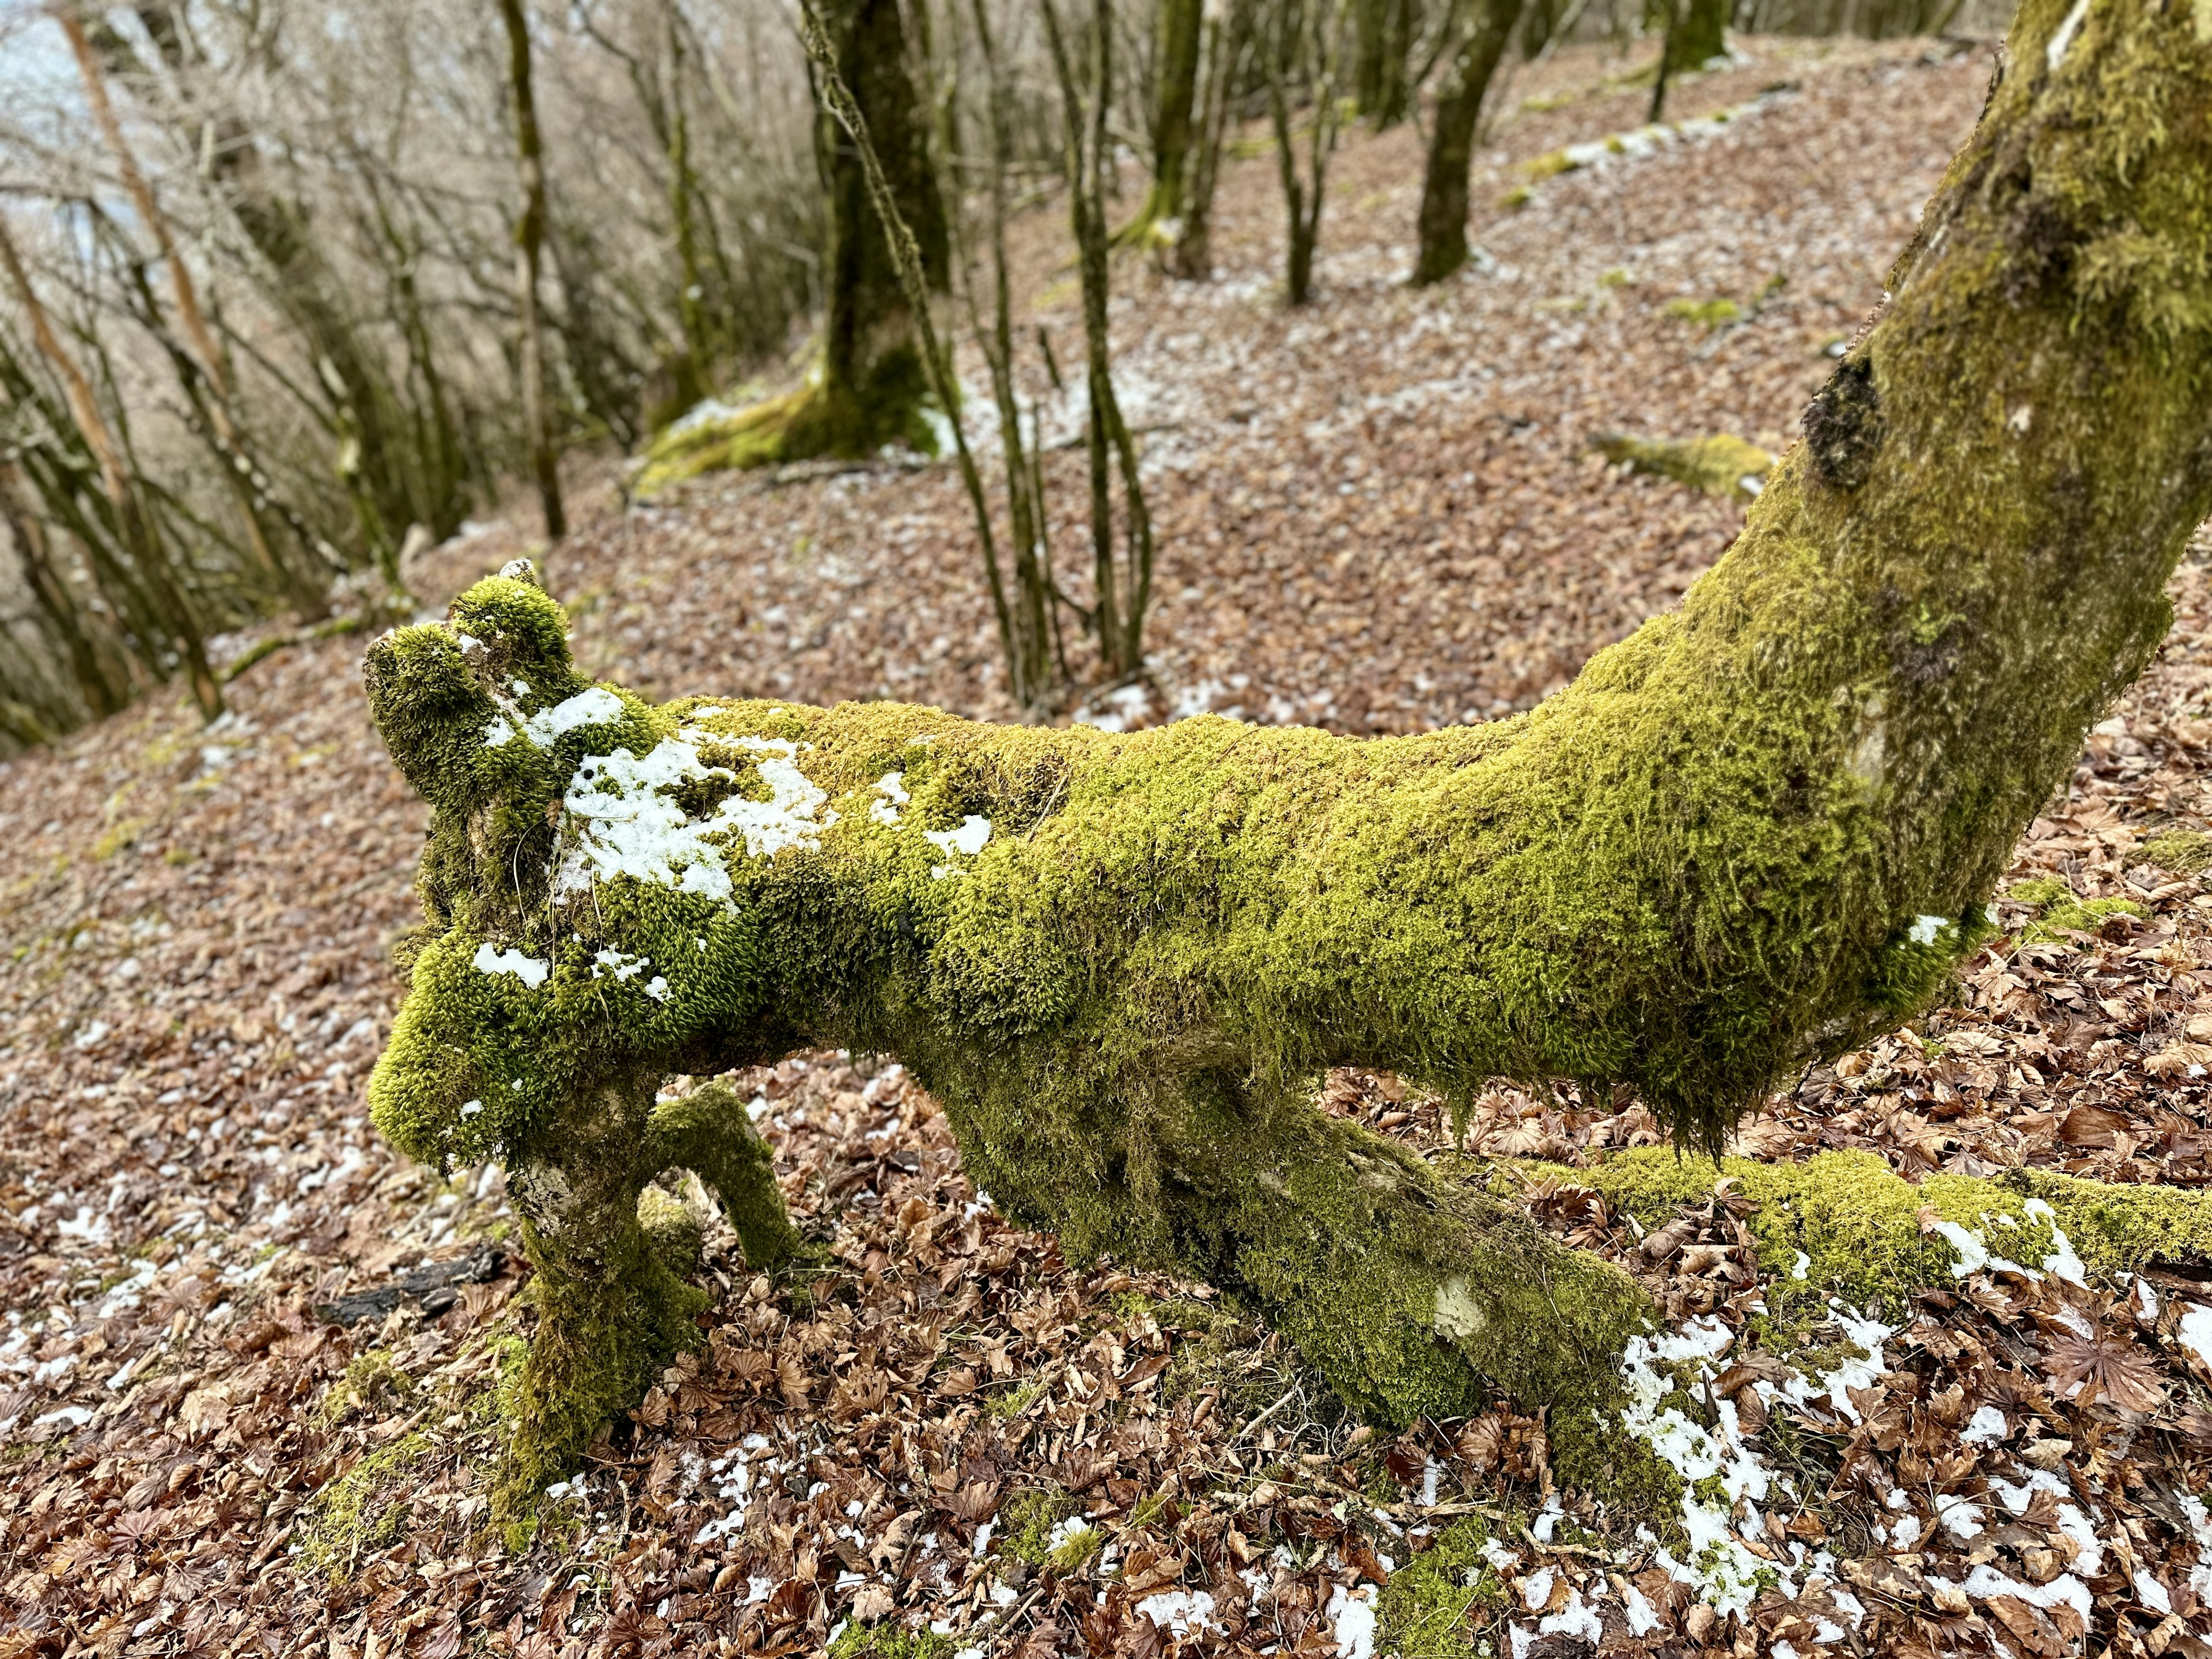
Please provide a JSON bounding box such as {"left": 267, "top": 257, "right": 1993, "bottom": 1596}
{"left": 984, "top": 1071, "right": 1665, "bottom": 1501}
{"left": 647, "top": 1082, "right": 801, "bottom": 1271}
{"left": 1538, "top": 1145, "right": 2212, "bottom": 1323}
{"left": 1591, "top": 432, "right": 1775, "bottom": 501}
{"left": 496, "top": 1078, "right": 708, "bottom": 1524}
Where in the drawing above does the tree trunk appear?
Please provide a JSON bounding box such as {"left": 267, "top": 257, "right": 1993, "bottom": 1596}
{"left": 500, "top": 0, "right": 566, "bottom": 543}
{"left": 1171, "top": 0, "right": 1249, "bottom": 282}
{"left": 1411, "top": 0, "right": 1528, "bottom": 286}
{"left": 1354, "top": 0, "right": 1414, "bottom": 123}
{"left": 636, "top": 0, "right": 946, "bottom": 483}
{"left": 1661, "top": 0, "right": 1728, "bottom": 82}
{"left": 365, "top": 0, "right": 2212, "bottom": 1514}
{"left": 1128, "top": 0, "right": 1204, "bottom": 245}
{"left": 809, "top": 0, "right": 948, "bottom": 451}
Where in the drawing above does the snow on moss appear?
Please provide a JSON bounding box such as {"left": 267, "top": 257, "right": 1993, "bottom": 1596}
{"left": 552, "top": 730, "right": 836, "bottom": 904}
{"left": 474, "top": 943, "right": 550, "bottom": 988}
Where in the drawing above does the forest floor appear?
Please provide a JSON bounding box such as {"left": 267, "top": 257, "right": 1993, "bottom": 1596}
{"left": 6, "top": 31, "right": 2209, "bottom": 1659}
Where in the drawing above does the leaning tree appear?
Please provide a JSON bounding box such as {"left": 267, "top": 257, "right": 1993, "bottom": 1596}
{"left": 366, "top": 0, "right": 2212, "bottom": 1522}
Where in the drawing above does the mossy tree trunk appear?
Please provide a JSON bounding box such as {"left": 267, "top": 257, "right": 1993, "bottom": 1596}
{"left": 1128, "top": 0, "right": 1205, "bottom": 247}
{"left": 804, "top": 0, "right": 949, "bottom": 458}
{"left": 369, "top": 0, "right": 2212, "bottom": 1517}
{"left": 1411, "top": 0, "right": 1528, "bottom": 286}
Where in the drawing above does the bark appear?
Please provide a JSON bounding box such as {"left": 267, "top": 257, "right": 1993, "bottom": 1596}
{"left": 1126, "top": 0, "right": 1204, "bottom": 245}
{"left": 1411, "top": 0, "right": 1528, "bottom": 287}
{"left": 1354, "top": 0, "right": 1415, "bottom": 125}
{"left": 810, "top": 0, "right": 948, "bottom": 449}
{"left": 500, "top": 0, "right": 567, "bottom": 543}
{"left": 1170, "top": 0, "right": 1250, "bottom": 282}
{"left": 363, "top": 0, "right": 2212, "bottom": 1514}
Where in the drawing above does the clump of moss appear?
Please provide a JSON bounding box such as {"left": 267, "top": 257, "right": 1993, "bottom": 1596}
{"left": 317, "top": 1348, "right": 415, "bottom": 1427}
{"left": 828, "top": 1623, "right": 956, "bottom": 1659}
{"left": 632, "top": 351, "right": 941, "bottom": 495}
{"left": 997, "top": 1488, "right": 1083, "bottom": 1566}
{"left": 2005, "top": 874, "right": 2145, "bottom": 945}
{"left": 1373, "top": 1516, "right": 1514, "bottom": 1658}
{"left": 1536, "top": 1146, "right": 2212, "bottom": 1328}
{"left": 2135, "top": 829, "right": 2212, "bottom": 874}
{"left": 1592, "top": 432, "right": 1775, "bottom": 500}
{"left": 1666, "top": 296, "right": 1742, "bottom": 329}
{"left": 298, "top": 1433, "right": 433, "bottom": 1575}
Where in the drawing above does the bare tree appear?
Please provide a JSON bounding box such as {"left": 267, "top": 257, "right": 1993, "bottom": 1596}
{"left": 500, "top": 0, "right": 566, "bottom": 541}
{"left": 1266, "top": 0, "right": 1350, "bottom": 306}
{"left": 1043, "top": 0, "right": 1157, "bottom": 679}
{"left": 1411, "top": 0, "right": 1528, "bottom": 285}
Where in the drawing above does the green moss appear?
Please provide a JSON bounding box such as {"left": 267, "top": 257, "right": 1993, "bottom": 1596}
{"left": 1591, "top": 433, "right": 1775, "bottom": 500}
{"left": 1373, "top": 1516, "right": 1513, "bottom": 1659}
{"left": 997, "top": 1488, "right": 1082, "bottom": 1566}
{"left": 1666, "top": 296, "right": 1743, "bottom": 328}
{"left": 632, "top": 349, "right": 940, "bottom": 495}
{"left": 828, "top": 1625, "right": 956, "bottom": 1659}
{"left": 2135, "top": 830, "right": 2212, "bottom": 874}
{"left": 2005, "top": 875, "right": 2145, "bottom": 945}
{"left": 298, "top": 1433, "right": 434, "bottom": 1576}
{"left": 1536, "top": 1146, "right": 2212, "bottom": 1324}
{"left": 317, "top": 1348, "right": 415, "bottom": 1427}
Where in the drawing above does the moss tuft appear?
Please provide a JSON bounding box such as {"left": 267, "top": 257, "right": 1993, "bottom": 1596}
{"left": 2005, "top": 875, "right": 2145, "bottom": 945}
{"left": 317, "top": 1348, "right": 415, "bottom": 1427}
{"left": 1373, "top": 1515, "right": 1513, "bottom": 1658}
{"left": 828, "top": 1623, "right": 957, "bottom": 1659}
{"left": 2135, "top": 829, "right": 2212, "bottom": 874}
{"left": 1592, "top": 432, "right": 1775, "bottom": 500}
{"left": 298, "top": 1433, "right": 434, "bottom": 1576}
{"left": 1665, "top": 296, "right": 1742, "bottom": 329}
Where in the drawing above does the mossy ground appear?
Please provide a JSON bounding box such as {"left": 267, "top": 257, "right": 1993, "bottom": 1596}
{"left": 827, "top": 1624, "right": 957, "bottom": 1659}
{"left": 632, "top": 347, "right": 938, "bottom": 495}
{"left": 2004, "top": 874, "right": 2145, "bottom": 945}
{"left": 297, "top": 1433, "right": 434, "bottom": 1575}
{"left": 1373, "top": 1516, "right": 1514, "bottom": 1658}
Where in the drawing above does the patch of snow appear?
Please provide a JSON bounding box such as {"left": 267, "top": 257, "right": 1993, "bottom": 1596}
{"left": 475, "top": 943, "right": 550, "bottom": 988}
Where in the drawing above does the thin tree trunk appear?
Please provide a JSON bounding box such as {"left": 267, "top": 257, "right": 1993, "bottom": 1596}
{"left": 965, "top": 0, "right": 1055, "bottom": 707}
{"left": 500, "top": 0, "right": 566, "bottom": 543}
{"left": 1043, "top": 0, "right": 1154, "bottom": 678}
{"left": 58, "top": 10, "right": 317, "bottom": 610}
{"left": 1267, "top": 0, "right": 1346, "bottom": 306}
{"left": 1171, "top": 0, "right": 1248, "bottom": 282}
{"left": 664, "top": 5, "right": 711, "bottom": 408}
{"left": 1411, "top": 0, "right": 1528, "bottom": 286}
{"left": 0, "top": 218, "right": 219, "bottom": 720}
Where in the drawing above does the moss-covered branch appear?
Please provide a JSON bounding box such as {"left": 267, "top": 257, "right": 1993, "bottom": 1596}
{"left": 366, "top": 0, "right": 2212, "bottom": 1514}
